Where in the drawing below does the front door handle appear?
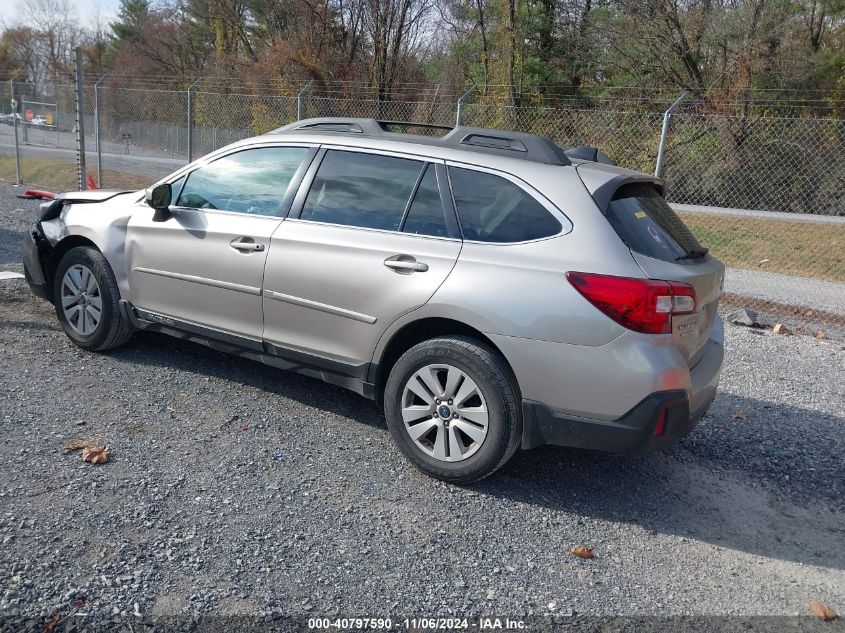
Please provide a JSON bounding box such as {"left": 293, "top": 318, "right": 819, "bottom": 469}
{"left": 384, "top": 255, "right": 429, "bottom": 273}
{"left": 230, "top": 238, "right": 265, "bottom": 252}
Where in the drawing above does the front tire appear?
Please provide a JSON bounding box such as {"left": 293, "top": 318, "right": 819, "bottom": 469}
{"left": 384, "top": 336, "right": 521, "bottom": 483}
{"left": 53, "top": 246, "right": 132, "bottom": 351}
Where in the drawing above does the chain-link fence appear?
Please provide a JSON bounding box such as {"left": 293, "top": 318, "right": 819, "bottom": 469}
{"left": 2, "top": 82, "right": 101, "bottom": 189}
{"left": 3, "top": 80, "right": 843, "bottom": 332}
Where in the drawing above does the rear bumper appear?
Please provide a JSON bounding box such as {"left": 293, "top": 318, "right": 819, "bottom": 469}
{"left": 22, "top": 225, "right": 50, "bottom": 302}
{"left": 521, "top": 322, "right": 723, "bottom": 452}
{"left": 522, "top": 387, "right": 715, "bottom": 452}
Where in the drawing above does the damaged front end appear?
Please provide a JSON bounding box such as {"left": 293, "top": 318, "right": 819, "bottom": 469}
{"left": 22, "top": 220, "right": 53, "bottom": 301}
{"left": 22, "top": 189, "right": 133, "bottom": 304}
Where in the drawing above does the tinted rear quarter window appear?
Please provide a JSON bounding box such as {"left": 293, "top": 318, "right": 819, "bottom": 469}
{"left": 449, "top": 167, "right": 561, "bottom": 243}
{"left": 605, "top": 184, "right": 705, "bottom": 263}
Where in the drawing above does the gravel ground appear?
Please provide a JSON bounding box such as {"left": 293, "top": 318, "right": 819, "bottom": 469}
{"left": 1, "top": 181, "right": 844, "bottom": 630}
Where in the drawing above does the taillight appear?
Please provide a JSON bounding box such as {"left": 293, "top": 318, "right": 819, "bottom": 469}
{"left": 566, "top": 271, "right": 696, "bottom": 335}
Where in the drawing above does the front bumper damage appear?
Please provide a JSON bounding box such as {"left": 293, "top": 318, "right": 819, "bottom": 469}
{"left": 22, "top": 223, "right": 53, "bottom": 302}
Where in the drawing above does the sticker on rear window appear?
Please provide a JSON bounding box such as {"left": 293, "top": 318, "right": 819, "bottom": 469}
{"left": 634, "top": 211, "right": 647, "bottom": 219}
{"left": 647, "top": 224, "right": 669, "bottom": 248}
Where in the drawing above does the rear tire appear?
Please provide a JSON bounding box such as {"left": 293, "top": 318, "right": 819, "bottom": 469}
{"left": 53, "top": 246, "right": 132, "bottom": 351}
{"left": 384, "top": 336, "right": 521, "bottom": 483}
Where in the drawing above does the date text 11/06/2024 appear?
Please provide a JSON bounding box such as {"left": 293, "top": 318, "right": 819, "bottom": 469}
{"left": 307, "top": 618, "right": 527, "bottom": 630}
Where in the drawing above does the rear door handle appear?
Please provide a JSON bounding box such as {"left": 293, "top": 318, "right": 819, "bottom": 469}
{"left": 230, "top": 238, "right": 265, "bottom": 252}
{"left": 384, "top": 255, "right": 429, "bottom": 273}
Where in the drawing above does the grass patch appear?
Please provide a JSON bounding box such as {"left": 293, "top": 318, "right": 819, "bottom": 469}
{"left": 680, "top": 213, "right": 845, "bottom": 283}
{"left": 0, "top": 156, "right": 151, "bottom": 192}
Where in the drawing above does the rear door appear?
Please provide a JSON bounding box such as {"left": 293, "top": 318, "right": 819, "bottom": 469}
{"left": 262, "top": 148, "right": 462, "bottom": 367}
{"left": 604, "top": 184, "right": 725, "bottom": 365}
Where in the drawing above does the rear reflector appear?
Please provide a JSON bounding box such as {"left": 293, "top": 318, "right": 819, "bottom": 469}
{"left": 653, "top": 408, "right": 667, "bottom": 437}
{"left": 566, "top": 271, "right": 696, "bottom": 335}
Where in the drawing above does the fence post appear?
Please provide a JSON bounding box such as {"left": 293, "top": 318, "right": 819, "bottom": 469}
{"left": 297, "top": 80, "right": 314, "bottom": 121}
{"left": 94, "top": 74, "right": 106, "bottom": 188}
{"left": 74, "top": 48, "right": 87, "bottom": 191}
{"left": 654, "top": 91, "right": 689, "bottom": 178}
{"left": 456, "top": 86, "right": 476, "bottom": 127}
{"left": 9, "top": 74, "right": 21, "bottom": 185}
{"left": 187, "top": 77, "right": 203, "bottom": 163}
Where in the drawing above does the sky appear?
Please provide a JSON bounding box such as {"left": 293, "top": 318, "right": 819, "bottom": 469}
{"left": 0, "top": 0, "right": 122, "bottom": 30}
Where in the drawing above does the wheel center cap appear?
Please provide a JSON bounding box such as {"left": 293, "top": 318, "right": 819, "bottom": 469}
{"left": 438, "top": 404, "right": 452, "bottom": 419}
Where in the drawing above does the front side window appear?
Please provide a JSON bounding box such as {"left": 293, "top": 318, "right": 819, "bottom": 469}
{"left": 176, "top": 147, "right": 309, "bottom": 216}
{"left": 169, "top": 175, "right": 185, "bottom": 206}
{"left": 448, "top": 167, "right": 562, "bottom": 243}
{"left": 300, "top": 151, "right": 423, "bottom": 231}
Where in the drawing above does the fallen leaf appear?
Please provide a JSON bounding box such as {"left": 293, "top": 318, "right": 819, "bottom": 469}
{"left": 570, "top": 546, "right": 594, "bottom": 559}
{"left": 81, "top": 446, "right": 109, "bottom": 465}
{"left": 43, "top": 613, "right": 60, "bottom": 632}
{"left": 809, "top": 600, "right": 839, "bottom": 621}
{"left": 730, "top": 412, "right": 747, "bottom": 421}
{"left": 815, "top": 330, "right": 826, "bottom": 339}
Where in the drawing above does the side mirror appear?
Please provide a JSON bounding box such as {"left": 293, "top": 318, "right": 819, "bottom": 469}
{"left": 145, "top": 183, "right": 172, "bottom": 222}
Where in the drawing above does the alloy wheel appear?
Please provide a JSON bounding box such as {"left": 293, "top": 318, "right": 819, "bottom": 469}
{"left": 61, "top": 264, "right": 103, "bottom": 336}
{"left": 401, "top": 363, "right": 489, "bottom": 462}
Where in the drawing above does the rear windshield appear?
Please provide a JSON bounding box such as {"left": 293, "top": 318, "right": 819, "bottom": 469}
{"left": 606, "top": 184, "right": 706, "bottom": 263}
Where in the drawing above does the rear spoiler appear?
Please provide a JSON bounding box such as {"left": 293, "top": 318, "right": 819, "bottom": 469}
{"left": 575, "top": 163, "right": 666, "bottom": 214}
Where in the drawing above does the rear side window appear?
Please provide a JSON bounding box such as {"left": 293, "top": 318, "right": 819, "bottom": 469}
{"left": 301, "top": 151, "right": 423, "bottom": 231}
{"left": 449, "top": 167, "right": 561, "bottom": 243}
{"left": 401, "top": 165, "right": 448, "bottom": 238}
{"left": 606, "top": 184, "right": 706, "bottom": 262}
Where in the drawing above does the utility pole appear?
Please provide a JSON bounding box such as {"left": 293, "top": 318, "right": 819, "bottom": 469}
{"left": 74, "top": 47, "right": 87, "bottom": 190}
{"left": 187, "top": 77, "right": 204, "bottom": 163}
{"left": 94, "top": 74, "right": 106, "bottom": 187}
{"left": 10, "top": 74, "right": 21, "bottom": 185}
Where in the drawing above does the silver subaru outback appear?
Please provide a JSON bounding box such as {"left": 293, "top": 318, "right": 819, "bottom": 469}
{"left": 22, "top": 118, "right": 724, "bottom": 482}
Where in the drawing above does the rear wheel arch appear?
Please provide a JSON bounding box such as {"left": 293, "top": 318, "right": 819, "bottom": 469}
{"left": 373, "top": 317, "right": 518, "bottom": 408}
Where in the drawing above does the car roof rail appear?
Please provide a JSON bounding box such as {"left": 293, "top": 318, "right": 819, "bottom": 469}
{"left": 270, "top": 117, "right": 572, "bottom": 166}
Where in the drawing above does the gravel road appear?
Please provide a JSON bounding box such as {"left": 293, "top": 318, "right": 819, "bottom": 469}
{"left": 1, "top": 181, "right": 844, "bottom": 630}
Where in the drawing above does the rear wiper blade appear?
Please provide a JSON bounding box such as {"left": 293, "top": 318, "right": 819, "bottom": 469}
{"left": 676, "top": 248, "right": 709, "bottom": 261}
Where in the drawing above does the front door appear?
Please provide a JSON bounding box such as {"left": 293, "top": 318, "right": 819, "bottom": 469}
{"left": 126, "top": 145, "right": 313, "bottom": 341}
{"left": 262, "top": 149, "right": 462, "bottom": 368}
